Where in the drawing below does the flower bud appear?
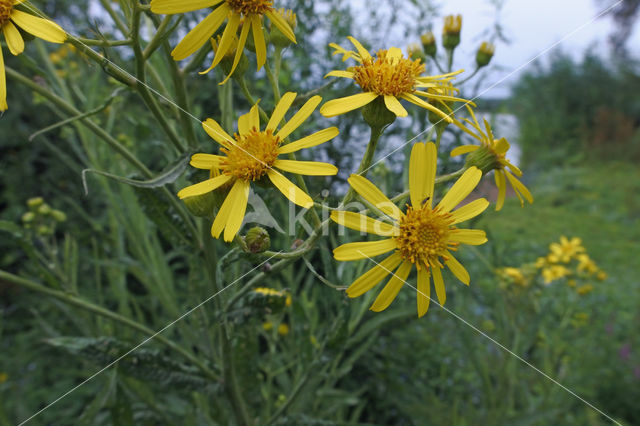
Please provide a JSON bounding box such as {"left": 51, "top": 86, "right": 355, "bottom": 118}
{"left": 476, "top": 42, "right": 495, "bottom": 68}
{"left": 38, "top": 204, "right": 52, "bottom": 215}
{"left": 249, "top": 287, "right": 288, "bottom": 313}
{"left": 362, "top": 96, "right": 396, "bottom": 130}
{"left": 22, "top": 212, "right": 35, "bottom": 223}
{"left": 244, "top": 226, "right": 271, "bottom": 253}
{"left": 442, "top": 15, "right": 462, "bottom": 50}
{"left": 407, "top": 43, "right": 425, "bottom": 62}
{"left": 277, "top": 323, "right": 289, "bottom": 336}
{"left": 270, "top": 9, "right": 296, "bottom": 48}
{"left": 420, "top": 31, "right": 437, "bottom": 57}
{"left": 27, "top": 197, "right": 44, "bottom": 210}
{"left": 51, "top": 210, "right": 67, "bottom": 222}
{"left": 210, "top": 35, "right": 248, "bottom": 78}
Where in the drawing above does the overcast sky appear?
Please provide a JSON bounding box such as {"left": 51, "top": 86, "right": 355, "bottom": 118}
{"left": 437, "top": 0, "right": 640, "bottom": 97}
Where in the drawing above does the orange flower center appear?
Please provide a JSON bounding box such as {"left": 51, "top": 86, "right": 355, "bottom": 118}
{"left": 221, "top": 128, "right": 280, "bottom": 181}
{"left": 0, "top": 1, "right": 12, "bottom": 25}
{"left": 226, "top": 0, "right": 273, "bottom": 15}
{"left": 353, "top": 49, "right": 425, "bottom": 96}
{"left": 395, "top": 205, "right": 457, "bottom": 267}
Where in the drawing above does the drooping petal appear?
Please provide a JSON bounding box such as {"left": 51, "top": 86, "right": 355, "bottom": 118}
{"left": 384, "top": 95, "right": 408, "bottom": 117}
{"left": 274, "top": 159, "right": 337, "bottom": 176}
{"left": 278, "top": 127, "right": 339, "bottom": 154}
{"left": 347, "top": 175, "right": 402, "bottom": 220}
{"left": 150, "top": 0, "right": 222, "bottom": 14}
{"left": 401, "top": 93, "right": 452, "bottom": 123}
{"left": 202, "top": 118, "right": 235, "bottom": 148}
{"left": 409, "top": 142, "right": 427, "bottom": 208}
{"left": 345, "top": 252, "right": 402, "bottom": 298}
{"left": 324, "top": 70, "right": 355, "bottom": 79}
{"left": 436, "top": 167, "right": 482, "bottom": 213}
{"left": 222, "top": 180, "right": 250, "bottom": 242}
{"left": 250, "top": 15, "right": 266, "bottom": 70}
{"left": 266, "top": 92, "right": 296, "bottom": 132}
{"left": 330, "top": 211, "right": 399, "bottom": 237}
{"left": 210, "top": 179, "right": 240, "bottom": 239}
{"left": 445, "top": 254, "right": 470, "bottom": 285}
{"left": 495, "top": 170, "right": 506, "bottom": 211}
{"left": 0, "top": 46, "right": 7, "bottom": 112}
{"left": 190, "top": 153, "right": 225, "bottom": 169}
{"left": 319, "top": 92, "right": 377, "bottom": 117}
{"left": 431, "top": 266, "right": 446, "bottom": 306}
{"left": 276, "top": 95, "right": 322, "bottom": 140}
{"left": 505, "top": 171, "right": 534, "bottom": 205}
{"left": 265, "top": 10, "right": 296, "bottom": 43}
{"left": 450, "top": 145, "right": 479, "bottom": 157}
{"left": 449, "top": 229, "right": 488, "bottom": 245}
{"left": 267, "top": 170, "right": 313, "bottom": 208}
{"left": 3, "top": 21, "right": 25, "bottom": 55}
{"left": 333, "top": 239, "right": 398, "bottom": 261}
{"left": 346, "top": 36, "right": 371, "bottom": 61}
{"left": 417, "top": 267, "right": 430, "bottom": 317}
{"left": 203, "top": 11, "right": 240, "bottom": 72}
{"left": 218, "top": 16, "right": 251, "bottom": 84}
{"left": 177, "top": 174, "right": 231, "bottom": 199}
{"left": 10, "top": 10, "right": 66, "bottom": 43}
{"left": 450, "top": 198, "right": 489, "bottom": 224}
{"left": 171, "top": 5, "right": 229, "bottom": 60}
{"left": 370, "top": 260, "right": 412, "bottom": 312}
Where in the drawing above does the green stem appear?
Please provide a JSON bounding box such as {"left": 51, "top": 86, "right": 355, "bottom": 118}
{"left": 0, "top": 269, "right": 219, "bottom": 381}
{"left": 340, "top": 125, "right": 384, "bottom": 206}
{"left": 221, "top": 326, "right": 253, "bottom": 425}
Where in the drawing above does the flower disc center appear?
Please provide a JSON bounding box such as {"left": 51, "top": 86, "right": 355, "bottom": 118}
{"left": 222, "top": 129, "right": 280, "bottom": 181}
{"left": 226, "top": 0, "right": 273, "bottom": 15}
{"left": 353, "top": 49, "right": 425, "bottom": 96}
{"left": 0, "top": 1, "right": 12, "bottom": 25}
{"left": 395, "top": 205, "right": 455, "bottom": 267}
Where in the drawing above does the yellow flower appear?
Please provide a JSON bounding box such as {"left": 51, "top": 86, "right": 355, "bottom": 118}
{"left": 500, "top": 267, "right": 527, "bottom": 287}
{"left": 150, "top": 0, "right": 296, "bottom": 83}
{"left": 576, "top": 253, "right": 598, "bottom": 274}
{"left": 277, "top": 323, "right": 289, "bottom": 336}
{"left": 576, "top": 284, "right": 594, "bottom": 295}
{"left": 443, "top": 14, "right": 462, "bottom": 36}
{"left": 542, "top": 265, "right": 570, "bottom": 284}
{"left": 0, "top": 372, "right": 7, "bottom": 383}
{"left": 262, "top": 321, "right": 273, "bottom": 331}
{"left": 1, "top": 0, "right": 66, "bottom": 110}
{"left": 548, "top": 236, "right": 584, "bottom": 263}
{"left": 319, "top": 36, "right": 470, "bottom": 120}
{"left": 331, "top": 142, "right": 489, "bottom": 317}
{"left": 178, "top": 93, "right": 338, "bottom": 241}
{"left": 451, "top": 105, "right": 533, "bottom": 210}
{"left": 596, "top": 271, "right": 607, "bottom": 281}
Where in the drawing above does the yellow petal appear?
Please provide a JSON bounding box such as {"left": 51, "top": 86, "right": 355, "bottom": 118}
{"left": 177, "top": 174, "right": 231, "bottom": 199}
{"left": 150, "top": 0, "right": 222, "bottom": 14}
{"left": 325, "top": 70, "right": 354, "bottom": 79}
{"left": 450, "top": 145, "right": 479, "bottom": 157}
{"left": 267, "top": 170, "right": 313, "bottom": 208}
{"left": 432, "top": 266, "right": 446, "bottom": 306}
{"left": 3, "top": 21, "right": 24, "bottom": 55}
{"left": 346, "top": 252, "right": 402, "bottom": 298}
{"left": 223, "top": 180, "right": 250, "bottom": 242}
{"left": 450, "top": 198, "right": 489, "bottom": 224}
{"left": 265, "top": 10, "right": 296, "bottom": 43}
{"left": 347, "top": 174, "right": 402, "bottom": 220}
{"left": 347, "top": 36, "right": 371, "bottom": 61}
{"left": 386, "top": 47, "right": 403, "bottom": 60}
{"left": 10, "top": 10, "right": 66, "bottom": 43}
{"left": 266, "top": 92, "right": 296, "bottom": 131}
{"left": 278, "top": 127, "right": 339, "bottom": 154}
{"left": 202, "top": 118, "right": 235, "bottom": 147}
{"left": 333, "top": 239, "right": 397, "bottom": 261}
{"left": 274, "top": 159, "right": 338, "bottom": 176}
{"left": 436, "top": 167, "right": 482, "bottom": 213}
{"left": 330, "top": 211, "right": 399, "bottom": 237}
{"left": 417, "top": 267, "right": 430, "bottom": 317}
{"left": 505, "top": 171, "right": 534, "bottom": 205}
{"left": 423, "top": 142, "right": 437, "bottom": 208}
{"left": 0, "top": 46, "right": 7, "bottom": 111}
{"left": 494, "top": 137, "right": 509, "bottom": 154}
{"left": 276, "top": 95, "right": 322, "bottom": 140}
{"left": 250, "top": 15, "right": 266, "bottom": 70}
{"left": 409, "top": 142, "right": 426, "bottom": 208}
{"left": 205, "top": 11, "right": 240, "bottom": 72}
{"left": 449, "top": 229, "right": 488, "bottom": 245}
{"left": 401, "top": 93, "right": 452, "bottom": 123}
{"left": 211, "top": 179, "right": 239, "bottom": 238}
{"left": 238, "top": 102, "right": 260, "bottom": 135}
{"left": 171, "top": 5, "right": 229, "bottom": 60}
{"left": 370, "top": 260, "right": 412, "bottom": 312}
{"left": 190, "top": 153, "right": 225, "bottom": 169}
{"left": 483, "top": 118, "right": 495, "bottom": 141}
{"left": 495, "top": 170, "right": 506, "bottom": 211}
{"left": 445, "top": 253, "right": 470, "bottom": 285}
{"left": 319, "top": 92, "right": 377, "bottom": 117}
{"left": 218, "top": 16, "right": 251, "bottom": 84}
{"left": 383, "top": 95, "right": 407, "bottom": 117}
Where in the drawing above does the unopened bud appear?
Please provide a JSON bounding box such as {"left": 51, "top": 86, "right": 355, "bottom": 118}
{"left": 420, "top": 31, "right": 437, "bottom": 57}
{"left": 38, "top": 204, "right": 52, "bottom": 215}
{"left": 210, "top": 35, "right": 248, "bottom": 78}
{"left": 407, "top": 43, "right": 425, "bottom": 62}
{"left": 476, "top": 42, "right": 495, "bottom": 68}
{"left": 442, "top": 15, "right": 462, "bottom": 50}
{"left": 51, "top": 210, "right": 67, "bottom": 222}
{"left": 27, "top": 197, "right": 44, "bottom": 210}
{"left": 270, "top": 9, "right": 297, "bottom": 48}
{"left": 22, "top": 212, "right": 35, "bottom": 223}
{"left": 244, "top": 226, "right": 270, "bottom": 253}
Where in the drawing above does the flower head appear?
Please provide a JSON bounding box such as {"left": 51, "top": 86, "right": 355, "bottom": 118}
{"left": 476, "top": 41, "right": 495, "bottom": 67}
{"left": 1, "top": 0, "right": 66, "bottom": 111}
{"left": 452, "top": 105, "right": 533, "bottom": 210}
{"left": 178, "top": 93, "right": 338, "bottom": 241}
{"left": 150, "top": 0, "right": 296, "bottom": 84}
{"left": 320, "top": 36, "right": 471, "bottom": 120}
{"left": 420, "top": 31, "right": 437, "bottom": 57}
{"left": 443, "top": 14, "right": 462, "bottom": 36}
{"left": 548, "top": 236, "right": 584, "bottom": 263}
{"left": 331, "top": 142, "right": 489, "bottom": 317}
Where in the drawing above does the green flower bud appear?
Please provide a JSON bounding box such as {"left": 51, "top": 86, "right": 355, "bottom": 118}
{"left": 51, "top": 210, "right": 67, "bottom": 222}
{"left": 269, "top": 9, "right": 297, "bottom": 48}
{"left": 27, "top": 197, "right": 44, "bottom": 210}
{"left": 37, "top": 225, "right": 52, "bottom": 236}
{"left": 22, "top": 212, "right": 36, "bottom": 223}
{"left": 442, "top": 15, "right": 462, "bottom": 50}
{"left": 244, "top": 226, "right": 270, "bottom": 253}
{"left": 476, "top": 42, "right": 495, "bottom": 68}
{"left": 362, "top": 96, "right": 396, "bottom": 130}
{"left": 210, "top": 36, "right": 248, "bottom": 79}
{"left": 420, "top": 32, "right": 437, "bottom": 57}
{"left": 38, "top": 204, "right": 52, "bottom": 215}
{"left": 248, "top": 287, "right": 287, "bottom": 313}
{"left": 407, "top": 43, "right": 426, "bottom": 62}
